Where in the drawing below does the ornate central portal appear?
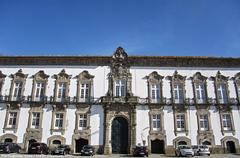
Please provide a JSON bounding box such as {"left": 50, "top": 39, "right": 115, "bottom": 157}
{"left": 102, "top": 103, "right": 137, "bottom": 154}
{"left": 111, "top": 117, "right": 128, "bottom": 153}
{"left": 102, "top": 47, "right": 138, "bottom": 154}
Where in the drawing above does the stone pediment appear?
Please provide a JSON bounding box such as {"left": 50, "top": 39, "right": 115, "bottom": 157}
{"left": 110, "top": 47, "right": 130, "bottom": 78}
{"left": 112, "top": 47, "right": 128, "bottom": 64}
{"left": 52, "top": 69, "right": 72, "bottom": 80}
{"left": 144, "top": 71, "right": 164, "bottom": 83}
{"left": 209, "top": 71, "right": 229, "bottom": 82}
{"left": 231, "top": 72, "right": 240, "bottom": 84}
{"left": 189, "top": 72, "right": 207, "bottom": 82}
{"left": 31, "top": 70, "right": 49, "bottom": 81}
{"left": 166, "top": 70, "right": 186, "bottom": 82}
{"left": 74, "top": 70, "right": 94, "bottom": 81}
{"left": 0, "top": 71, "right": 6, "bottom": 79}
{"left": 9, "top": 69, "right": 28, "bottom": 79}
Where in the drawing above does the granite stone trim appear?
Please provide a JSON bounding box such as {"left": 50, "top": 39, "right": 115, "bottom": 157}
{"left": 221, "top": 136, "right": 240, "bottom": 153}
{"left": 0, "top": 133, "right": 17, "bottom": 143}
{"left": 30, "top": 70, "right": 49, "bottom": 102}
{"left": 47, "top": 135, "right": 66, "bottom": 150}
{"left": 173, "top": 136, "right": 191, "bottom": 148}
{"left": 3, "top": 104, "right": 21, "bottom": 133}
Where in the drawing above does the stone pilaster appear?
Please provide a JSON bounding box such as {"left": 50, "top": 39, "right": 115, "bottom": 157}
{"left": 104, "top": 107, "right": 112, "bottom": 154}
{"left": 130, "top": 105, "right": 136, "bottom": 154}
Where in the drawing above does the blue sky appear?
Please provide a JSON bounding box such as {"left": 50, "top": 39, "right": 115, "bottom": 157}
{"left": 0, "top": 0, "right": 240, "bottom": 57}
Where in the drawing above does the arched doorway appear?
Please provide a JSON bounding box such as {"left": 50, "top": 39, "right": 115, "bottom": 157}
{"left": 111, "top": 117, "right": 128, "bottom": 154}
{"left": 178, "top": 141, "right": 187, "bottom": 146}
{"left": 4, "top": 138, "right": 13, "bottom": 143}
{"left": 151, "top": 139, "right": 165, "bottom": 154}
{"left": 75, "top": 138, "right": 88, "bottom": 153}
{"left": 226, "top": 141, "right": 236, "bottom": 153}
{"left": 28, "top": 139, "right": 37, "bottom": 148}
{"left": 52, "top": 140, "right": 61, "bottom": 145}
{"left": 202, "top": 141, "right": 211, "bottom": 146}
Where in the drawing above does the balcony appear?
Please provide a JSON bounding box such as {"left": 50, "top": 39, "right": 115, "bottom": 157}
{"left": 101, "top": 96, "right": 138, "bottom": 104}
{"left": 5, "top": 95, "right": 27, "bottom": 103}
{"left": 50, "top": 96, "right": 71, "bottom": 104}
{"left": 173, "top": 98, "right": 185, "bottom": 104}
{"left": 27, "top": 96, "right": 48, "bottom": 104}
{"left": 0, "top": 95, "right": 8, "bottom": 102}
{"left": 75, "top": 97, "right": 95, "bottom": 104}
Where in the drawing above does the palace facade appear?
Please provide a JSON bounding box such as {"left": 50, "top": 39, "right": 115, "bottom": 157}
{"left": 0, "top": 47, "right": 240, "bottom": 155}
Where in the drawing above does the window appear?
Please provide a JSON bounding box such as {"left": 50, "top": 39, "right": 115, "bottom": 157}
{"left": 217, "top": 84, "right": 228, "bottom": 104}
{"left": 237, "top": 85, "right": 240, "bottom": 102}
{"left": 199, "top": 115, "right": 209, "bottom": 131}
{"left": 115, "top": 80, "right": 126, "bottom": 97}
{"left": 195, "top": 83, "right": 206, "bottom": 103}
{"left": 35, "top": 82, "right": 45, "bottom": 101}
{"left": 152, "top": 114, "right": 161, "bottom": 131}
{"left": 8, "top": 112, "right": 17, "bottom": 128}
{"left": 31, "top": 112, "right": 40, "bottom": 128}
{"left": 176, "top": 114, "right": 185, "bottom": 131}
{"left": 13, "top": 82, "right": 23, "bottom": 100}
{"left": 151, "top": 84, "right": 160, "bottom": 103}
{"left": 55, "top": 113, "right": 64, "bottom": 128}
{"left": 222, "top": 114, "right": 232, "bottom": 131}
{"left": 57, "top": 83, "right": 67, "bottom": 101}
{"left": 79, "top": 114, "right": 87, "bottom": 130}
{"left": 0, "top": 82, "right": 3, "bottom": 96}
{"left": 80, "top": 83, "right": 90, "bottom": 101}
{"left": 173, "top": 84, "right": 184, "bottom": 103}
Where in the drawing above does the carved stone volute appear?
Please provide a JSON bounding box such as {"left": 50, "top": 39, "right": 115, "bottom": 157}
{"left": 209, "top": 71, "right": 229, "bottom": 82}
{"left": 52, "top": 69, "right": 72, "bottom": 80}
{"left": 9, "top": 69, "right": 28, "bottom": 80}
{"left": 31, "top": 70, "right": 49, "bottom": 81}
{"left": 110, "top": 47, "right": 130, "bottom": 78}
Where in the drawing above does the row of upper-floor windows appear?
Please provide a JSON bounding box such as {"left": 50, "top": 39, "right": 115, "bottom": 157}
{"left": 0, "top": 70, "right": 240, "bottom": 103}
{"left": 149, "top": 82, "right": 236, "bottom": 104}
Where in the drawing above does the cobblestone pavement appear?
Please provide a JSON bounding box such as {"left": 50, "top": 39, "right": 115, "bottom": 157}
{"left": 0, "top": 154, "right": 240, "bottom": 158}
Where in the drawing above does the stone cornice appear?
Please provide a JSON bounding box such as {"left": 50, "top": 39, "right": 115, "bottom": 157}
{"left": 0, "top": 56, "right": 240, "bottom": 67}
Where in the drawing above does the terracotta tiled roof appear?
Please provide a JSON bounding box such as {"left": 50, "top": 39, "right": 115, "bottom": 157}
{"left": 0, "top": 56, "right": 239, "bottom": 67}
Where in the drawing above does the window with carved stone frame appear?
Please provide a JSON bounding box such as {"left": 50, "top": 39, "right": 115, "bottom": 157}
{"left": 26, "top": 106, "right": 43, "bottom": 131}
{"left": 74, "top": 106, "right": 90, "bottom": 133}
{"left": 219, "top": 112, "right": 235, "bottom": 135}
{"left": 145, "top": 71, "right": 164, "bottom": 103}
{"left": 50, "top": 105, "right": 67, "bottom": 134}
{"left": 173, "top": 111, "right": 188, "bottom": 135}
{"left": 3, "top": 104, "right": 21, "bottom": 133}
{"left": 196, "top": 110, "right": 213, "bottom": 133}
{"left": 190, "top": 72, "right": 208, "bottom": 104}
{"left": 0, "top": 71, "right": 6, "bottom": 97}
{"left": 52, "top": 69, "right": 71, "bottom": 102}
{"left": 149, "top": 109, "right": 164, "bottom": 134}
{"left": 9, "top": 69, "right": 28, "bottom": 101}
{"left": 30, "top": 71, "right": 49, "bottom": 102}
{"left": 166, "top": 71, "right": 186, "bottom": 104}
{"left": 74, "top": 71, "right": 94, "bottom": 102}
{"left": 232, "top": 72, "right": 240, "bottom": 103}
{"left": 210, "top": 71, "right": 229, "bottom": 104}
{"left": 114, "top": 79, "right": 126, "bottom": 97}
